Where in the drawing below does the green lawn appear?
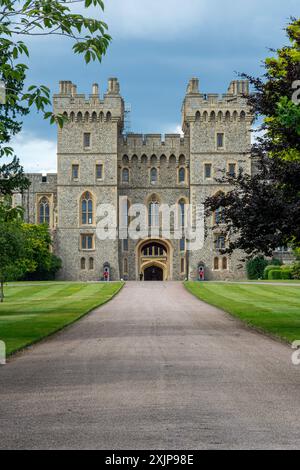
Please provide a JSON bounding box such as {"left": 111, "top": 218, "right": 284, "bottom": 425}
{"left": 185, "top": 281, "right": 300, "bottom": 343}
{"left": 0, "top": 282, "right": 123, "bottom": 356}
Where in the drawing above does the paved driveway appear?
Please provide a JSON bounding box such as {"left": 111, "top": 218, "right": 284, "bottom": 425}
{"left": 0, "top": 282, "right": 300, "bottom": 449}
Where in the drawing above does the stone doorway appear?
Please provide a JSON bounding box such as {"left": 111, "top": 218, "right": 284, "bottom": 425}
{"left": 144, "top": 265, "right": 164, "bottom": 281}
{"left": 137, "top": 239, "right": 173, "bottom": 281}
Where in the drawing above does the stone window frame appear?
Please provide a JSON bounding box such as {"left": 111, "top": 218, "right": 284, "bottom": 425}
{"left": 89, "top": 257, "right": 94, "bottom": 271}
{"left": 203, "top": 162, "right": 213, "bottom": 180}
{"left": 83, "top": 132, "right": 91, "bottom": 149}
{"left": 227, "top": 161, "right": 237, "bottom": 177}
{"left": 150, "top": 166, "right": 159, "bottom": 185}
{"left": 123, "top": 257, "right": 128, "bottom": 275}
{"left": 214, "top": 233, "right": 226, "bottom": 251}
{"left": 36, "top": 193, "right": 53, "bottom": 228}
{"left": 180, "top": 256, "right": 186, "bottom": 274}
{"left": 95, "top": 162, "right": 104, "bottom": 181}
{"left": 122, "top": 167, "right": 130, "bottom": 184}
{"left": 71, "top": 162, "right": 80, "bottom": 181}
{"left": 80, "top": 233, "right": 95, "bottom": 251}
{"left": 178, "top": 166, "right": 186, "bottom": 184}
{"left": 222, "top": 256, "right": 228, "bottom": 271}
{"left": 211, "top": 191, "right": 225, "bottom": 226}
{"left": 79, "top": 191, "right": 95, "bottom": 227}
{"left": 80, "top": 257, "right": 86, "bottom": 270}
{"left": 213, "top": 257, "right": 220, "bottom": 271}
{"left": 216, "top": 132, "right": 225, "bottom": 151}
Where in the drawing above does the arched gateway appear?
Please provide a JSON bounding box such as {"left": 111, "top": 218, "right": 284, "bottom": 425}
{"left": 136, "top": 239, "right": 173, "bottom": 281}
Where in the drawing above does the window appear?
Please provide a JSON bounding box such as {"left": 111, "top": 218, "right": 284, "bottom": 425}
{"left": 72, "top": 164, "right": 79, "bottom": 180}
{"left": 150, "top": 167, "right": 157, "bottom": 184}
{"left": 217, "top": 133, "right": 224, "bottom": 148}
{"left": 179, "top": 199, "right": 185, "bottom": 229}
{"left": 41, "top": 175, "right": 47, "bottom": 183}
{"left": 204, "top": 163, "right": 212, "bottom": 179}
{"left": 181, "top": 257, "right": 185, "bottom": 274}
{"left": 180, "top": 238, "right": 185, "bottom": 252}
{"left": 89, "top": 257, "right": 94, "bottom": 270}
{"left": 215, "top": 235, "right": 225, "bottom": 250}
{"left": 228, "top": 163, "right": 236, "bottom": 177}
{"left": 122, "top": 168, "right": 129, "bottom": 183}
{"left": 83, "top": 132, "right": 91, "bottom": 148}
{"left": 123, "top": 258, "right": 128, "bottom": 274}
{"left": 179, "top": 167, "right": 185, "bottom": 183}
{"left": 215, "top": 207, "right": 225, "bottom": 225}
{"left": 142, "top": 242, "right": 165, "bottom": 257}
{"left": 149, "top": 200, "right": 159, "bottom": 228}
{"left": 81, "top": 258, "right": 86, "bottom": 270}
{"left": 81, "top": 234, "right": 94, "bottom": 250}
{"left": 214, "top": 257, "right": 219, "bottom": 270}
{"left": 222, "top": 257, "right": 228, "bottom": 270}
{"left": 123, "top": 239, "right": 129, "bottom": 252}
{"left": 96, "top": 164, "right": 103, "bottom": 180}
{"left": 81, "top": 191, "right": 93, "bottom": 225}
{"left": 39, "top": 197, "right": 50, "bottom": 225}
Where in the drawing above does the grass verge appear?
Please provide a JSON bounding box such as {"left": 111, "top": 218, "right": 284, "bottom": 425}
{"left": 0, "top": 281, "right": 123, "bottom": 356}
{"left": 184, "top": 281, "right": 300, "bottom": 343}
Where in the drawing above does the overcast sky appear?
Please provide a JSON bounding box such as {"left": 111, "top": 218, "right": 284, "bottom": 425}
{"left": 13, "top": 0, "right": 299, "bottom": 173}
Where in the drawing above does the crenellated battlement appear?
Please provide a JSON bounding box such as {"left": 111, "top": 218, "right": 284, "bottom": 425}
{"left": 119, "top": 134, "right": 189, "bottom": 162}
{"left": 182, "top": 78, "right": 252, "bottom": 126}
{"left": 53, "top": 78, "right": 124, "bottom": 123}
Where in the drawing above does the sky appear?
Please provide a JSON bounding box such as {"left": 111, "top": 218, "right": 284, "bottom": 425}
{"left": 12, "top": 0, "right": 300, "bottom": 173}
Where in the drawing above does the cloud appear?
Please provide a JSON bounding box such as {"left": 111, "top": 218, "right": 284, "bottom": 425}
{"left": 103, "top": 0, "right": 204, "bottom": 40}
{"left": 11, "top": 132, "right": 56, "bottom": 174}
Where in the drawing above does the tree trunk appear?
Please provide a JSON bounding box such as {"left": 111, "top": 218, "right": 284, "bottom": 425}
{"left": 0, "top": 281, "right": 4, "bottom": 303}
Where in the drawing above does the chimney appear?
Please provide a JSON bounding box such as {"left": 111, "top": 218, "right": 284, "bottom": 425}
{"left": 92, "top": 83, "right": 99, "bottom": 95}
{"left": 107, "top": 78, "right": 120, "bottom": 95}
{"left": 187, "top": 78, "right": 200, "bottom": 95}
{"left": 71, "top": 84, "right": 77, "bottom": 96}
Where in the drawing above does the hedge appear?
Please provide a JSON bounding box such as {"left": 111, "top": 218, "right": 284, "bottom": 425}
{"left": 268, "top": 269, "right": 283, "bottom": 280}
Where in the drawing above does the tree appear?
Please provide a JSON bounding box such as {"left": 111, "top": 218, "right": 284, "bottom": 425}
{"left": 22, "top": 223, "right": 62, "bottom": 280}
{"left": 246, "top": 256, "right": 269, "bottom": 280}
{"left": 0, "top": 218, "right": 28, "bottom": 301}
{"left": 205, "top": 18, "right": 300, "bottom": 258}
{"left": 0, "top": 0, "right": 111, "bottom": 196}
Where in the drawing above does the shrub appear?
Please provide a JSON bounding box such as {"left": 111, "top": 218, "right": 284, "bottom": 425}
{"left": 292, "top": 263, "right": 300, "bottom": 280}
{"left": 281, "top": 269, "right": 292, "bottom": 280}
{"left": 268, "top": 269, "right": 283, "bottom": 280}
{"left": 24, "top": 254, "right": 62, "bottom": 281}
{"left": 263, "top": 265, "right": 282, "bottom": 279}
{"left": 246, "top": 256, "right": 269, "bottom": 280}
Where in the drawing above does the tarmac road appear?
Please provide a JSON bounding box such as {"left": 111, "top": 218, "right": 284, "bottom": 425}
{"left": 0, "top": 281, "right": 300, "bottom": 449}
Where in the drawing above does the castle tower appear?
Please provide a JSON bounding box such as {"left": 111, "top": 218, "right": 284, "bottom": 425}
{"left": 182, "top": 78, "right": 252, "bottom": 280}
{"left": 53, "top": 78, "right": 124, "bottom": 280}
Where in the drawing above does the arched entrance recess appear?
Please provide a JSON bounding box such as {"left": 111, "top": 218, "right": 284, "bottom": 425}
{"left": 136, "top": 239, "right": 173, "bottom": 281}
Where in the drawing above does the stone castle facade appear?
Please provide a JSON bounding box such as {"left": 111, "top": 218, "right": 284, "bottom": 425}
{"left": 20, "top": 77, "right": 253, "bottom": 281}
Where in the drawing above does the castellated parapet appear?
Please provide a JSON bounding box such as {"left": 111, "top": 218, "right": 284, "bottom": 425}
{"left": 22, "top": 77, "right": 253, "bottom": 282}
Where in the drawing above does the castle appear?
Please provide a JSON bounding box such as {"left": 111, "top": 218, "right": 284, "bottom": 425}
{"left": 19, "top": 77, "right": 254, "bottom": 281}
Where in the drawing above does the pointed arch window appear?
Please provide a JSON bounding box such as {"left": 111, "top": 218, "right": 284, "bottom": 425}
{"left": 122, "top": 168, "right": 129, "bottom": 183}
{"left": 179, "top": 167, "right": 185, "bottom": 183}
{"left": 178, "top": 199, "right": 185, "bottom": 229}
{"left": 81, "top": 191, "right": 93, "bottom": 225}
{"left": 81, "top": 257, "right": 86, "bottom": 270}
{"left": 214, "top": 257, "right": 219, "bottom": 270}
{"left": 39, "top": 197, "right": 50, "bottom": 225}
{"left": 149, "top": 197, "right": 159, "bottom": 228}
{"left": 215, "top": 207, "right": 225, "bottom": 225}
{"left": 222, "top": 257, "right": 228, "bottom": 270}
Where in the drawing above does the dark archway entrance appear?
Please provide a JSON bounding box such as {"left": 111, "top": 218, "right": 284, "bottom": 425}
{"left": 144, "top": 266, "right": 163, "bottom": 281}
